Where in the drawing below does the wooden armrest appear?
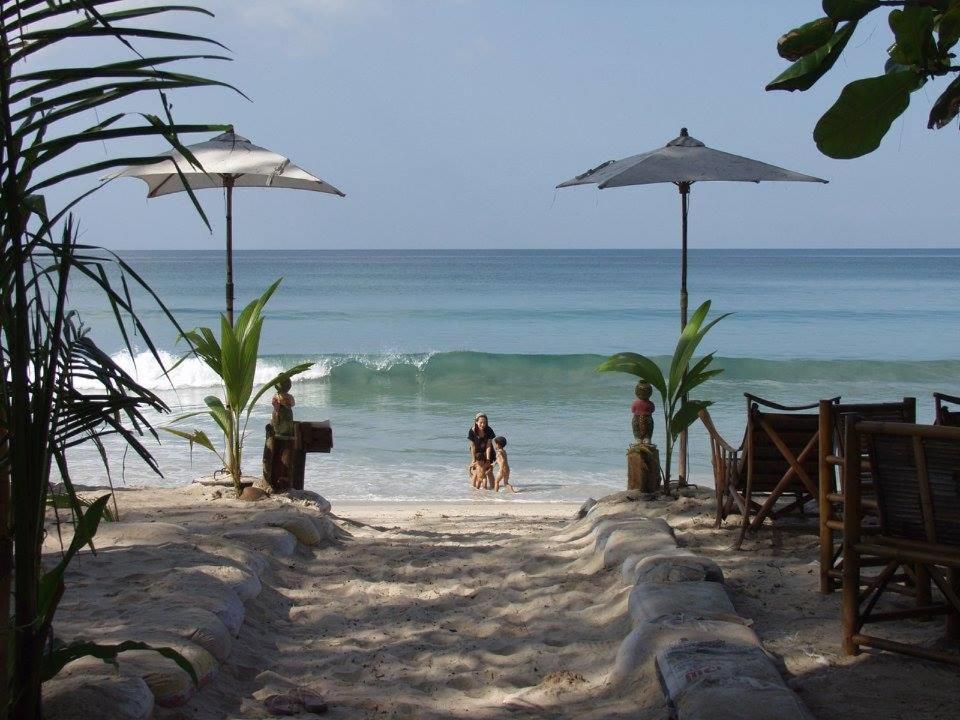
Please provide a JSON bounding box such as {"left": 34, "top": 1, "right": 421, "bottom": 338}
{"left": 698, "top": 408, "right": 742, "bottom": 454}
{"left": 745, "top": 392, "right": 839, "bottom": 412}
{"left": 934, "top": 391, "right": 960, "bottom": 406}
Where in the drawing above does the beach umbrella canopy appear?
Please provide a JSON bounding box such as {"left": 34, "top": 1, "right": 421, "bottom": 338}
{"left": 115, "top": 130, "right": 345, "bottom": 324}
{"left": 556, "top": 127, "right": 827, "bottom": 328}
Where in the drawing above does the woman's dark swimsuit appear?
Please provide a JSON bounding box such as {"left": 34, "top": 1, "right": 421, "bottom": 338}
{"left": 468, "top": 425, "right": 496, "bottom": 462}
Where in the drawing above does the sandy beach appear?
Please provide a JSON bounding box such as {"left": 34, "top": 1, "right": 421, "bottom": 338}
{"left": 41, "top": 484, "right": 960, "bottom": 720}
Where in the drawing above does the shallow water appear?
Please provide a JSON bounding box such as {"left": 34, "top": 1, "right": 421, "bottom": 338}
{"left": 65, "top": 249, "right": 960, "bottom": 501}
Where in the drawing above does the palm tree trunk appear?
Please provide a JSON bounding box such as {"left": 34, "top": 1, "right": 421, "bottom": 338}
{"left": 0, "top": 424, "right": 10, "bottom": 719}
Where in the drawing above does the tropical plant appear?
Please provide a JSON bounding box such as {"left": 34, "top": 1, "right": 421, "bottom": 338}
{"left": 598, "top": 300, "right": 728, "bottom": 495}
{"left": 164, "top": 279, "right": 313, "bottom": 498}
{"left": 1, "top": 1, "right": 231, "bottom": 717}
{"left": 767, "top": 1, "right": 960, "bottom": 158}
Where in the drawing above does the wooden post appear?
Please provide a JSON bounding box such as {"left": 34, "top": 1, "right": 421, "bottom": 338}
{"left": 818, "top": 399, "right": 834, "bottom": 594}
{"left": 627, "top": 445, "right": 660, "bottom": 493}
{"left": 677, "top": 180, "right": 690, "bottom": 488}
{"left": 841, "top": 417, "right": 862, "bottom": 655}
{"left": 224, "top": 175, "right": 235, "bottom": 326}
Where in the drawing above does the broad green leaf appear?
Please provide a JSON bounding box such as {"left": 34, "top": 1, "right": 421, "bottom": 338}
{"left": 928, "top": 75, "right": 960, "bottom": 128}
{"left": 822, "top": 0, "right": 878, "bottom": 22}
{"left": 814, "top": 70, "right": 924, "bottom": 158}
{"left": 889, "top": 6, "right": 938, "bottom": 67}
{"left": 160, "top": 426, "right": 218, "bottom": 453}
{"left": 669, "top": 300, "right": 712, "bottom": 393}
{"left": 937, "top": 1, "right": 960, "bottom": 53}
{"left": 778, "top": 17, "right": 837, "bottom": 61}
{"left": 38, "top": 494, "right": 111, "bottom": 623}
{"left": 767, "top": 21, "right": 858, "bottom": 92}
{"left": 677, "top": 367, "right": 725, "bottom": 399}
{"left": 669, "top": 400, "right": 712, "bottom": 440}
{"left": 597, "top": 353, "right": 666, "bottom": 395}
{"left": 204, "top": 396, "right": 233, "bottom": 437}
{"left": 42, "top": 639, "right": 198, "bottom": 685}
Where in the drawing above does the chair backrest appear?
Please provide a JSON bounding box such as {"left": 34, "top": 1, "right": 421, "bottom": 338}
{"left": 831, "top": 397, "right": 917, "bottom": 456}
{"left": 856, "top": 421, "right": 960, "bottom": 546}
{"left": 934, "top": 392, "right": 960, "bottom": 428}
{"left": 747, "top": 402, "right": 821, "bottom": 493}
{"left": 821, "top": 399, "right": 915, "bottom": 495}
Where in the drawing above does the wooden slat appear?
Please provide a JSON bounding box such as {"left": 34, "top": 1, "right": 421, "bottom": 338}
{"left": 853, "top": 634, "right": 960, "bottom": 666}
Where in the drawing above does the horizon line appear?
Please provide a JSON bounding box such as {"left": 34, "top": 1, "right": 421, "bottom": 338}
{"left": 105, "top": 246, "right": 959, "bottom": 252}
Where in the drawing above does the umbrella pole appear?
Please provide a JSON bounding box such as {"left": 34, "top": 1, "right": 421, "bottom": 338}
{"left": 677, "top": 182, "right": 690, "bottom": 490}
{"left": 225, "top": 176, "right": 235, "bottom": 326}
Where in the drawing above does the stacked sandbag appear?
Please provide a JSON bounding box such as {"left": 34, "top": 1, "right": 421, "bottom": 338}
{"left": 43, "top": 501, "right": 346, "bottom": 719}
{"left": 558, "top": 494, "right": 813, "bottom": 720}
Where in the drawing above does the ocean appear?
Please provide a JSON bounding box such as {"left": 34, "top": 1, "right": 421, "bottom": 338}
{"left": 66, "top": 249, "right": 960, "bottom": 502}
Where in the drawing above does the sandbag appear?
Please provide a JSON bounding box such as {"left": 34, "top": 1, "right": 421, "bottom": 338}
{"left": 657, "top": 641, "right": 814, "bottom": 720}
{"left": 629, "top": 581, "right": 742, "bottom": 626}
{"left": 189, "top": 563, "right": 262, "bottom": 602}
{"left": 622, "top": 553, "right": 724, "bottom": 586}
{"left": 43, "top": 675, "right": 154, "bottom": 720}
{"left": 224, "top": 526, "right": 297, "bottom": 556}
{"left": 608, "top": 618, "right": 760, "bottom": 688}
{"left": 117, "top": 644, "right": 217, "bottom": 708}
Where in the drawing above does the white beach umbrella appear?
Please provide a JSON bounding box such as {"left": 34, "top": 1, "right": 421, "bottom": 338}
{"left": 557, "top": 127, "right": 827, "bottom": 485}
{"left": 114, "top": 130, "right": 345, "bottom": 324}
{"left": 557, "top": 127, "right": 827, "bottom": 328}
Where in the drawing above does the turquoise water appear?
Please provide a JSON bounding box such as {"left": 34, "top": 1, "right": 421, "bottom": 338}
{"left": 67, "top": 249, "right": 960, "bottom": 501}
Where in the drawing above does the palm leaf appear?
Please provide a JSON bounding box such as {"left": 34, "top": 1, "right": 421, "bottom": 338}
{"left": 597, "top": 352, "right": 666, "bottom": 394}
{"left": 42, "top": 639, "right": 198, "bottom": 686}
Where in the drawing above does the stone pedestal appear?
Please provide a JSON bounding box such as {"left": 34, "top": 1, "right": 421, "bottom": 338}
{"left": 627, "top": 444, "right": 661, "bottom": 494}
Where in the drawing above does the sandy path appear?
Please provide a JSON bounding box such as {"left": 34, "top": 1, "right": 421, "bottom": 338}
{"left": 90, "top": 492, "right": 666, "bottom": 719}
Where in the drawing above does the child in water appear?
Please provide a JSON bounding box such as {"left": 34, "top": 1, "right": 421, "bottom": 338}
{"left": 493, "top": 436, "right": 516, "bottom": 493}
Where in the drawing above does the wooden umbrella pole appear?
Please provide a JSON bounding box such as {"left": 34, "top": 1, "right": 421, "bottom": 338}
{"left": 677, "top": 182, "right": 690, "bottom": 488}
{"left": 225, "top": 175, "right": 235, "bottom": 326}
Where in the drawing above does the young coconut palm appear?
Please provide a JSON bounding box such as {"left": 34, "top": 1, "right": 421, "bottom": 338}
{"left": 598, "top": 300, "right": 728, "bottom": 495}
{"left": 1, "top": 1, "right": 235, "bottom": 717}
{"left": 165, "top": 279, "right": 313, "bottom": 498}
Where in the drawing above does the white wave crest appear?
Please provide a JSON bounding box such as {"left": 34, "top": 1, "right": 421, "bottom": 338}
{"left": 71, "top": 349, "right": 437, "bottom": 391}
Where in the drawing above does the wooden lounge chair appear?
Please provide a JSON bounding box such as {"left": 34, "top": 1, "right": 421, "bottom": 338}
{"left": 841, "top": 419, "right": 960, "bottom": 665}
{"left": 934, "top": 392, "right": 960, "bottom": 427}
{"left": 818, "top": 398, "right": 916, "bottom": 594}
{"left": 700, "top": 394, "right": 836, "bottom": 550}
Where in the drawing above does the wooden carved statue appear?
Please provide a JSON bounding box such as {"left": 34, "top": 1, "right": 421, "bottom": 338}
{"left": 630, "top": 380, "right": 655, "bottom": 444}
{"left": 627, "top": 380, "right": 661, "bottom": 493}
{"left": 262, "top": 376, "right": 296, "bottom": 492}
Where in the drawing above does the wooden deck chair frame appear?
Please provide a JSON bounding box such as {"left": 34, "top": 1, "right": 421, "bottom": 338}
{"left": 818, "top": 398, "right": 916, "bottom": 594}
{"left": 934, "top": 392, "right": 960, "bottom": 427}
{"left": 701, "top": 394, "right": 836, "bottom": 550}
{"left": 842, "top": 419, "right": 960, "bottom": 666}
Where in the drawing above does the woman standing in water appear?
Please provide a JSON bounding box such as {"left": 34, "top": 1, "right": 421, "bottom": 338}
{"left": 468, "top": 412, "right": 496, "bottom": 489}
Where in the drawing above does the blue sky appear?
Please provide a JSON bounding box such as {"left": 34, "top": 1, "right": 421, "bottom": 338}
{"left": 51, "top": 1, "right": 960, "bottom": 249}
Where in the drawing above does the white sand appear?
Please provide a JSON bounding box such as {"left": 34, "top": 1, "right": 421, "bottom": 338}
{"left": 44, "top": 484, "right": 960, "bottom": 719}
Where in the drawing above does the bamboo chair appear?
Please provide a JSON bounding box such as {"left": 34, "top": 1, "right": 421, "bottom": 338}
{"left": 841, "top": 419, "right": 960, "bottom": 666}
{"left": 700, "top": 394, "right": 836, "bottom": 550}
{"left": 818, "top": 398, "right": 916, "bottom": 594}
{"left": 934, "top": 392, "right": 960, "bottom": 427}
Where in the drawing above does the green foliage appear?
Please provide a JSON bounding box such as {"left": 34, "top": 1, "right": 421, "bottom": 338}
{"left": 1, "top": 2, "right": 231, "bottom": 716}
{"left": 814, "top": 70, "right": 925, "bottom": 157}
{"left": 166, "top": 280, "right": 313, "bottom": 497}
{"left": 768, "top": 1, "right": 960, "bottom": 157}
{"left": 41, "top": 639, "right": 198, "bottom": 685}
{"left": 598, "top": 300, "right": 728, "bottom": 495}
{"left": 777, "top": 17, "right": 837, "bottom": 61}
{"left": 767, "top": 22, "right": 858, "bottom": 92}
{"left": 823, "top": 0, "right": 880, "bottom": 22}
